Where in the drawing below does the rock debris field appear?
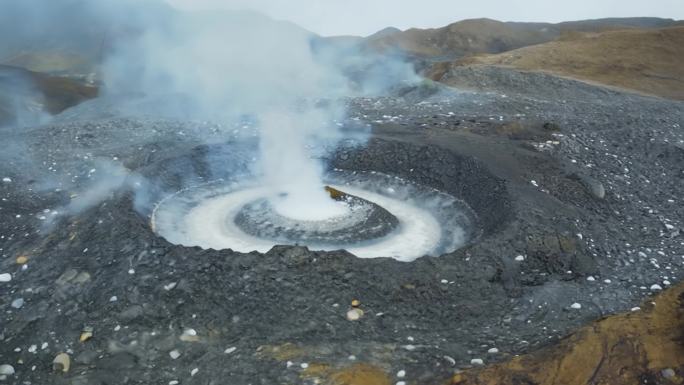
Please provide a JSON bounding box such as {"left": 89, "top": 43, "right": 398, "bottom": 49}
{"left": 0, "top": 67, "right": 683, "bottom": 384}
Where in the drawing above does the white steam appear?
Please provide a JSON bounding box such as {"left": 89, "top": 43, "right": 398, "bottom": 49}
{"left": 0, "top": 0, "right": 419, "bottom": 227}
{"left": 101, "top": 6, "right": 355, "bottom": 216}
{"left": 258, "top": 111, "right": 349, "bottom": 220}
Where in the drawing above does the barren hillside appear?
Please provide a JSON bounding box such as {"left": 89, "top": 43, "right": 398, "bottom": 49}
{"left": 363, "top": 17, "right": 683, "bottom": 59}
{"left": 428, "top": 26, "right": 684, "bottom": 100}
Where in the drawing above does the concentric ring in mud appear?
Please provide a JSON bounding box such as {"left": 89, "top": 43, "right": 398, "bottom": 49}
{"left": 151, "top": 171, "right": 477, "bottom": 262}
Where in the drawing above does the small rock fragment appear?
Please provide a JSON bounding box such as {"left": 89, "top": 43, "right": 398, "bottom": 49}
{"left": 0, "top": 273, "right": 11, "bottom": 282}
{"left": 487, "top": 347, "right": 499, "bottom": 354}
{"left": 662, "top": 368, "right": 676, "bottom": 379}
{"left": 570, "top": 303, "right": 582, "bottom": 309}
{"left": 80, "top": 327, "right": 94, "bottom": 342}
{"left": 163, "top": 282, "right": 177, "bottom": 291}
{"left": 514, "top": 255, "right": 525, "bottom": 262}
{"left": 351, "top": 299, "right": 361, "bottom": 307}
{"left": 470, "top": 358, "right": 484, "bottom": 365}
{"left": 190, "top": 368, "right": 199, "bottom": 376}
{"left": 346, "top": 308, "right": 364, "bottom": 321}
{"left": 650, "top": 284, "right": 663, "bottom": 291}
{"left": 169, "top": 350, "right": 181, "bottom": 360}
{"left": 224, "top": 347, "right": 237, "bottom": 354}
{"left": 0, "top": 364, "right": 15, "bottom": 376}
{"left": 53, "top": 353, "right": 71, "bottom": 372}
{"left": 397, "top": 370, "right": 406, "bottom": 378}
{"left": 16, "top": 256, "right": 28, "bottom": 265}
{"left": 180, "top": 328, "right": 199, "bottom": 342}
{"left": 11, "top": 298, "right": 24, "bottom": 309}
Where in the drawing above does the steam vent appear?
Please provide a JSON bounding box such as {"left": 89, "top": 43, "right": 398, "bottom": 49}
{"left": 149, "top": 139, "right": 487, "bottom": 262}
{"left": 1, "top": 2, "right": 683, "bottom": 385}
{"left": 234, "top": 186, "right": 400, "bottom": 244}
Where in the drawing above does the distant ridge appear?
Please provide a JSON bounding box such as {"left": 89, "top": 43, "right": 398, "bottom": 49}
{"left": 427, "top": 26, "right": 684, "bottom": 100}
{"left": 335, "top": 17, "right": 684, "bottom": 60}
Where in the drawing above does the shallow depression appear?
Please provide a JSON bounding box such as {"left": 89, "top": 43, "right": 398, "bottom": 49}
{"left": 151, "top": 171, "right": 476, "bottom": 262}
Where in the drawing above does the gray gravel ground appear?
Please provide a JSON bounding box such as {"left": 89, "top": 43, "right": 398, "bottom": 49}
{"left": 0, "top": 67, "right": 682, "bottom": 384}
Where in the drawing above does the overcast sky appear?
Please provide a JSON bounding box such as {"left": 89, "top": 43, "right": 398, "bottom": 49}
{"left": 167, "top": 0, "right": 684, "bottom": 36}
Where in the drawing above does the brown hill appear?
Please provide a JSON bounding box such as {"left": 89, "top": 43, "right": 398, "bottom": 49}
{"left": 363, "top": 17, "right": 683, "bottom": 59}
{"left": 428, "top": 26, "right": 684, "bottom": 100}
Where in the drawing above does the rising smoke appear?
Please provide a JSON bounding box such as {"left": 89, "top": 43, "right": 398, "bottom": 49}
{"left": 0, "top": 0, "right": 418, "bottom": 222}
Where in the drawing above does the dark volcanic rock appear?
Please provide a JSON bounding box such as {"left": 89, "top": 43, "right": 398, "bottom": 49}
{"left": 0, "top": 65, "right": 682, "bottom": 384}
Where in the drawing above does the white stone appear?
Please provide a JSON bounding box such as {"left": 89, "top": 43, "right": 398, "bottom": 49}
{"left": 604, "top": 279, "right": 612, "bottom": 284}
{"left": 586, "top": 276, "right": 595, "bottom": 282}
{"left": 183, "top": 328, "right": 197, "bottom": 336}
{"left": 396, "top": 382, "right": 407, "bottom": 385}
{"left": 169, "top": 350, "right": 181, "bottom": 360}
{"left": 2, "top": 178, "right": 11, "bottom": 183}
{"left": 41, "top": 342, "right": 48, "bottom": 350}
{"left": 0, "top": 364, "right": 15, "bottom": 375}
{"left": 164, "top": 282, "right": 177, "bottom": 291}
{"left": 487, "top": 347, "right": 499, "bottom": 354}
{"left": 300, "top": 363, "right": 309, "bottom": 369}
{"left": 440, "top": 279, "right": 448, "bottom": 284}
{"left": 169, "top": 381, "right": 179, "bottom": 385}
{"left": 0, "top": 273, "right": 11, "bottom": 282}
{"left": 109, "top": 296, "right": 118, "bottom": 302}
{"left": 346, "top": 308, "right": 363, "bottom": 321}
{"left": 470, "top": 358, "right": 484, "bottom": 365}
{"left": 631, "top": 307, "right": 641, "bottom": 312}
{"left": 190, "top": 368, "right": 199, "bottom": 376}
{"left": 28, "top": 345, "right": 37, "bottom": 353}
{"left": 570, "top": 303, "right": 582, "bottom": 309}
{"left": 224, "top": 347, "right": 237, "bottom": 354}
{"left": 650, "top": 284, "right": 663, "bottom": 291}
{"left": 663, "top": 280, "right": 671, "bottom": 286}
{"left": 515, "top": 255, "right": 525, "bottom": 262}
{"left": 397, "top": 370, "right": 406, "bottom": 378}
